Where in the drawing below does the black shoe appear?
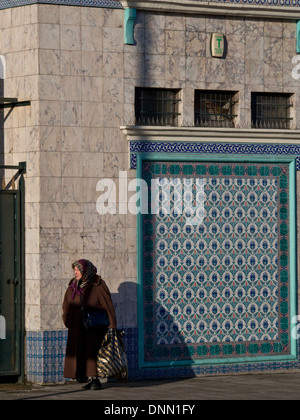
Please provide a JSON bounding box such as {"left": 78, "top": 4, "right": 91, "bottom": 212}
{"left": 82, "top": 380, "right": 92, "bottom": 390}
{"left": 77, "top": 377, "right": 88, "bottom": 384}
{"left": 90, "top": 378, "right": 102, "bottom": 390}
{"left": 82, "top": 378, "right": 102, "bottom": 390}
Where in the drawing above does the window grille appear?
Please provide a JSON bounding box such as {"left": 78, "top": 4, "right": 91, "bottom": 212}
{"left": 135, "top": 88, "right": 181, "bottom": 126}
{"left": 195, "top": 90, "right": 238, "bottom": 128}
{"left": 251, "top": 93, "right": 293, "bottom": 129}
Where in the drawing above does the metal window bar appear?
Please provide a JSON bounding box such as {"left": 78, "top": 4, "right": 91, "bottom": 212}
{"left": 251, "top": 93, "right": 292, "bottom": 129}
{"left": 135, "top": 88, "right": 181, "bottom": 126}
{"left": 195, "top": 91, "right": 238, "bottom": 128}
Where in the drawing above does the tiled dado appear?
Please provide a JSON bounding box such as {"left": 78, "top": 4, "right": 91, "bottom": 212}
{"left": 26, "top": 331, "right": 68, "bottom": 384}
{"left": 26, "top": 329, "right": 300, "bottom": 383}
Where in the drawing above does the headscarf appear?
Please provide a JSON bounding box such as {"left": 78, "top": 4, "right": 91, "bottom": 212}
{"left": 70, "top": 259, "right": 97, "bottom": 300}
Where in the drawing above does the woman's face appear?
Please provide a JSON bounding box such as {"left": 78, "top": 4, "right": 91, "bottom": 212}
{"left": 74, "top": 267, "right": 82, "bottom": 281}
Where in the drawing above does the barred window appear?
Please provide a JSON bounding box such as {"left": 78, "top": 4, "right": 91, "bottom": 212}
{"left": 135, "top": 88, "right": 181, "bottom": 126}
{"left": 251, "top": 93, "right": 293, "bottom": 129}
{"left": 195, "top": 90, "right": 238, "bottom": 128}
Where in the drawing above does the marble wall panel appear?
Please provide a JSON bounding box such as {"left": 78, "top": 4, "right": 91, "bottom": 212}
{"left": 1, "top": 3, "right": 300, "bottom": 342}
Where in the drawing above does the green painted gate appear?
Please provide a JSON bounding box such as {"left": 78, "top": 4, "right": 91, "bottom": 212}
{"left": 0, "top": 164, "right": 25, "bottom": 378}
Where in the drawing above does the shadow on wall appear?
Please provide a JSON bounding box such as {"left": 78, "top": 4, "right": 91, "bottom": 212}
{"left": 108, "top": 12, "right": 198, "bottom": 379}
{"left": 111, "top": 282, "right": 196, "bottom": 380}
{"left": 112, "top": 282, "right": 138, "bottom": 328}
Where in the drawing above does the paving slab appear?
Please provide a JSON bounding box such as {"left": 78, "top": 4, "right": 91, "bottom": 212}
{"left": 1, "top": 372, "right": 300, "bottom": 401}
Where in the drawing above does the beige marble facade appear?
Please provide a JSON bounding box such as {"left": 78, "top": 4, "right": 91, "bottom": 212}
{"left": 0, "top": 3, "right": 299, "bottom": 334}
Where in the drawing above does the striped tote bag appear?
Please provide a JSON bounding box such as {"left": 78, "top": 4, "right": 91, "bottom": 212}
{"left": 97, "top": 329, "right": 128, "bottom": 383}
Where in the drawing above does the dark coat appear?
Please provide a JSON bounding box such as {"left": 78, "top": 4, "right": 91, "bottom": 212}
{"left": 62, "top": 275, "right": 117, "bottom": 379}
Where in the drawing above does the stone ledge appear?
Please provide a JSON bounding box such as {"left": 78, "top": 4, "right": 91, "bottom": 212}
{"left": 121, "top": 126, "right": 300, "bottom": 144}
{"left": 120, "top": 0, "right": 300, "bottom": 19}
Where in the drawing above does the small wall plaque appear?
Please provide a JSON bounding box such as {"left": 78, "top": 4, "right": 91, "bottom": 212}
{"left": 211, "top": 33, "right": 225, "bottom": 58}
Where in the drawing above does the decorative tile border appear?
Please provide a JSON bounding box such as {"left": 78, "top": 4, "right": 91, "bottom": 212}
{"left": 0, "top": 0, "right": 122, "bottom": 10}
{"left": 26, "top": 328, "right": 300, "bottom": 383}
{"left": 192, "top": 0, "right": 300, "bottom": 7}
{"left": 129, "top": 141, "right": 300, "bottom": 170}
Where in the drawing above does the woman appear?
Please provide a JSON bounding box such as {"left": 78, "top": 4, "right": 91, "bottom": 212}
{"left": 62, "top": 259, "right": 117, "bottom": 390}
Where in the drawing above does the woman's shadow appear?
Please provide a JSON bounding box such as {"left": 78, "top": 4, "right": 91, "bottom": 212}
{"left": 111, "top": 282, "right": 196, "bottom": 381}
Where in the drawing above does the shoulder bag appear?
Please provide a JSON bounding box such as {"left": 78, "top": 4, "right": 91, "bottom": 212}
{"left": 80, "top": 295, "right": 110, "bottom": 330}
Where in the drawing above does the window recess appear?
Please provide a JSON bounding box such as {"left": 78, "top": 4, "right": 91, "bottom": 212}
{"left": 195, "top": 90, "right": 239, "bottom": 128}
{"left": 135, "top": 88, "right": 181, "bottom": 127}
{"left": 251, "top": 93, "right": 293, "bottom": 130}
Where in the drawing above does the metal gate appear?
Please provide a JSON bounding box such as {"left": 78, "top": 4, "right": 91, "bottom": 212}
{"left": 0, "top": 163, "right": 25, "bottom": 378}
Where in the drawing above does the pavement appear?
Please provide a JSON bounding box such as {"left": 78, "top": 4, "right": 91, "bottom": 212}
{"left": 1, "top": 371, "right": 300, "bottom": 401}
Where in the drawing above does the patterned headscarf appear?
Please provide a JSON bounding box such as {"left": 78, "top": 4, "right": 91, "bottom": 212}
{"left": 70, "top": 259, "right": 97, "bottom": 300}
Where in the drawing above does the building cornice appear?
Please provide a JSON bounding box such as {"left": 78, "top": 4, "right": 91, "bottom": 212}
{"left": 121, "top": 126, "right": 300, "bottom": 144}
{"left": 120, "top": 0, "right": 300, "bottom": 20}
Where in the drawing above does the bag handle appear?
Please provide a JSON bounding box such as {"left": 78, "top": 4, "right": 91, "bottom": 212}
{"left": 79, "top": 293, "right": 84, "bottom": 312}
